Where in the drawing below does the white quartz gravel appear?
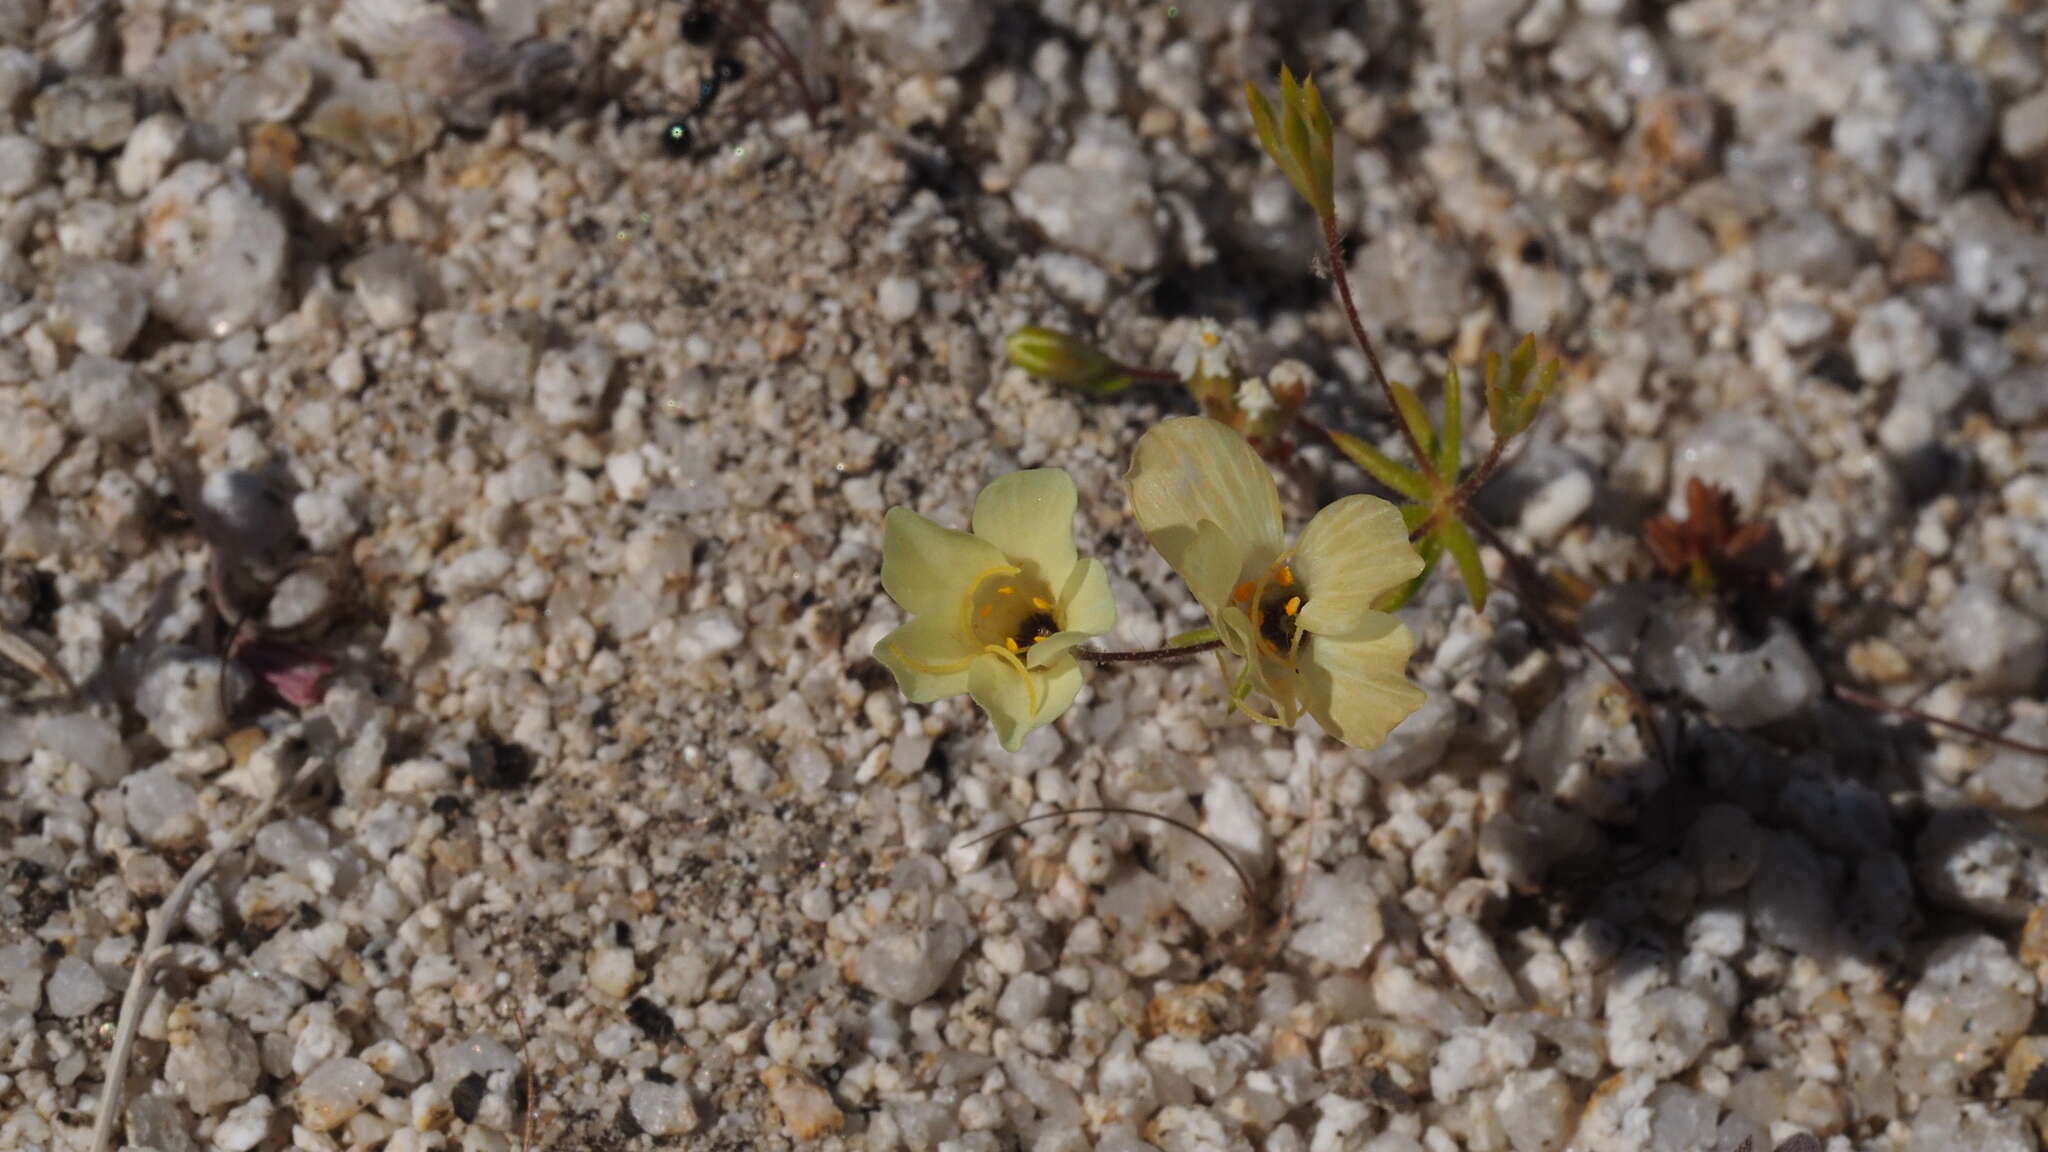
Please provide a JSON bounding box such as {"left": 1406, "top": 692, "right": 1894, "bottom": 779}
{"left": 2, "top": 0, "right": 2047, "bottom": 1150}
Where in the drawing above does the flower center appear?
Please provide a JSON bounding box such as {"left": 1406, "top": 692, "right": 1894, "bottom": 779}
{"left": 971, "top": 574, "right": 1062, "bottom": 655}
{"left": 1232, "top": 561, "right": 1304, "bottom": 657}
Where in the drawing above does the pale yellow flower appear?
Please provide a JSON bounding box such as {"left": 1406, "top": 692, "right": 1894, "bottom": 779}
{"left": 1125, "top": 417, "right": 1427, "bottom": 748}
{"left": 875, "top": 469, "right": 1116, "bottom": 751}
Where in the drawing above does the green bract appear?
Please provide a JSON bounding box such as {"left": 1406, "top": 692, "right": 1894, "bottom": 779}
{"left": 1245, "top": 67, "right": 1336, "bottom": 224}
{"left": 1005, "top": 327, "right": 1130, "bottom": 396}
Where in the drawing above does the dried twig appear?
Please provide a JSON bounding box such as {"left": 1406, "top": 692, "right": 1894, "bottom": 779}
{"left": 88, "top": 747, "right": 313, "bottom": 1152}
{"left": 500, "top": 987, "right": 541, "bottom": 1152}
{"left": 1832, "top": 683, "right": 2048, "bottom": 761}
{"left": 957, "top": 804, "right": 1258, "bottom": 913}
{"left": 0, "top": 623, "right": 75, "bottom": 698}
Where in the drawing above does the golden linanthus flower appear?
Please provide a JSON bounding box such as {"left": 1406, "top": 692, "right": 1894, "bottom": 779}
{"left": 1126, "top": 417, "right": 1426, "bottom": 749}
{"left": 875, "top": 469, "right": 1116, "bottom": 751}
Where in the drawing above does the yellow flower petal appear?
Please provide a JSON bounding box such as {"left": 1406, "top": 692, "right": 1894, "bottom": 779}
{"left": 873, "top": 615, "right": 978, "bottom": 703}
{"left": 1178, "top": 522, "right": 1250, "bottom": 614}
{"left": 969, "top": 651, "right": 1083, "bottom": 752}
{"left": 1298, "top": 615, "right": 1425, "bottom": 750}
{"left": 1027, "top": 557, "right": 1117, "bottom": 669}
{"left": 882, "top": 507, "right": 1012, "bottom": 618}
{"left": 1055, "top": 556, "right": 1116, "bottom": 635}
{"left": 972, "top": 468, "right": 1080, "bottom": 588}
{"left": 1126, "top": 418, "right": 1283, "bottom": 606}
{"left": 1291, "top": 494, "right": 1426, "bottom": 638}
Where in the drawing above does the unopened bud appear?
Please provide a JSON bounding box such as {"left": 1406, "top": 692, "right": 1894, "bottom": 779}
{"left": 1006, "top": 327, "right": 1128, "bottom": 395}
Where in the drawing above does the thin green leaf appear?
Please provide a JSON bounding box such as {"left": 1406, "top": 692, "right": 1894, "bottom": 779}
{"left": 1439, "top": 518, "right": 1488, "bottom": 610}
{"left": 1508, "top": 333, "right": 1537, "bottom": 388}
{"left": 1328, "top": 429, "right": 1430, "bottom": 500}
{"left": 1389, "top": 382, "right": 1435, "bottom": 464}
{"left": 1244, "top": 82, "right": 1284, "bottom": 172}
{"left": 1300, "top": 74, "right": 1335, "bottom": 218}
{"left": 1522, "top": 357, "right": 1561, "bottom": 429}
{"left": 1437, "top": 365, "right": 1462, "bottom": 481}
{"left": 1483, "top": 350, "right": 1507, "bottom": 438}
{"left": 1280, "top": 95, "right": 1316, "bottom": 208}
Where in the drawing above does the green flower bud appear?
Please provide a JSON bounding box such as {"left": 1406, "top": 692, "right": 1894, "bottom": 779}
{"left": 1006, "top": 327, "right": 1129, "bottom": 395}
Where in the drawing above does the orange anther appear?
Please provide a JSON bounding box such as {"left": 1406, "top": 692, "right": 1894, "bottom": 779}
{"left": 1232, "top": 581, "right": 1255, "bottom": 603}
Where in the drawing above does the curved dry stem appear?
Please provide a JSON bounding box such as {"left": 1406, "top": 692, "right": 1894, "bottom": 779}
{"left": 0, "top": 622, "right": 76, "bottom": 698}
{"left": 958, "top": 804, "right": 1258, "bottom": 911}
{"left": 1832, "top": 683, "right": 2048, "bottom": 761}
{"left": 90, "top": 747, "right": 312, "bottom": 1152}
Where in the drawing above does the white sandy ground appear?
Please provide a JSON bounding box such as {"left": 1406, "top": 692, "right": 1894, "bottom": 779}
{"left": 4, "top": 1, "right": 2048, "bottom": 1150}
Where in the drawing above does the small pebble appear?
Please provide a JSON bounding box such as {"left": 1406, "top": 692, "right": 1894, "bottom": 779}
{"left": 856, "top": 924, "right": 971, "bottom": 1005}
{"left": 761, "top": 1065, "right": 845, "bottom": 1140}
{"left": 49, "top": 264, "right": 150, "bottom": 358}
{"left": 33, "top": 76, "right": 138, "bottom": 151}
{"left": 46, "top": 955, "right": 107, "bottom": 1018}
{"left": 629, "top": 1078, "right": 699, "bottom": 1136}
{"left": 212, "top": 1097, "right": 275, "bottom": 1152}
{"left": 293, "top": 1057, "right": 384, "bottom": 1132}
{"left": 1943, "top": 585, "right": 2046, "bottom": 693}
{"left": 0, "top": 134, "right": 45, "bottom": 196}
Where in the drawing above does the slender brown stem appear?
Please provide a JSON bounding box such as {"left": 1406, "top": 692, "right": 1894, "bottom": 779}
{"left": 958, "top": 805, "right": 1257, "bottom": 907}
{"left": 1075, "top": 639, "right": 1223, "bottom": 664}
{"left": 721, "top": 1, "right": 820, "bottom": 123}
{"left": 1113, "top": 363, "right": 1181, "bottom": 384}
{"left": 1463, "top": 509, "right": 1671, "bottom": 770}
{"left": 1831, "top": 684, "right": 2048, "bottom": 759}
{"left": 1323, "top": 218, "right": 1431, "bottom": 469}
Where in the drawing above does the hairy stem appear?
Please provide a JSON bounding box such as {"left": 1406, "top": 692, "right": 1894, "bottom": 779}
{"left": 1406, "top": 437, "right": 1510, "bottom": 543}
{"left": 1074, "top": 639, "right": 1224, "bottom": 664}
{"left": 1322, "top": 218, "right": 1431, "bottom": 469}
{"left": 1113, "top": 363, "right": 1181, "bottom": 384}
